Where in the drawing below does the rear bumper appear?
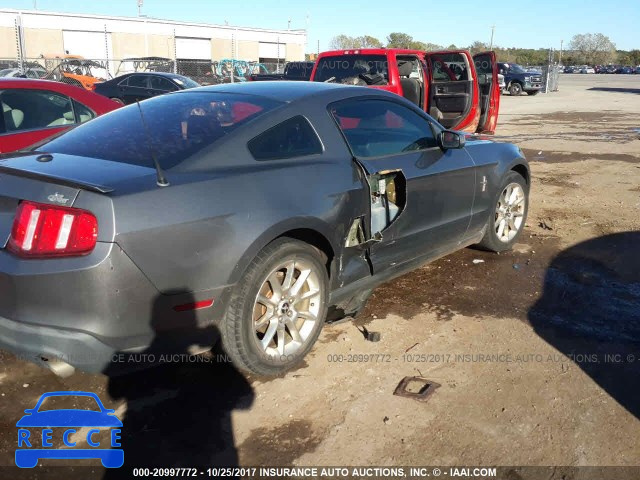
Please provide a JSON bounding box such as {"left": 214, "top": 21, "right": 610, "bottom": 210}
{"left": 0, "top": 242, "right": 232, "bottom": 374}
{"left": 0, "top": 314, "right": 118, "bottom": 373}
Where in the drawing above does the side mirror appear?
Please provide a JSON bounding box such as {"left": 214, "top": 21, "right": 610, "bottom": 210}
{"left": 438, "top": 130, "right": 465, "bottom": 150}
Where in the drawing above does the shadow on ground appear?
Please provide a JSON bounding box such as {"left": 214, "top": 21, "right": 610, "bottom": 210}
{"left": 529, "top": 232, "right": 640, "bottom": 419}
{"left": 588, "top": 87, "right": 640, "bottom": 95}
{"left": 103, "top": 292, "right": 254, "bottom": 479}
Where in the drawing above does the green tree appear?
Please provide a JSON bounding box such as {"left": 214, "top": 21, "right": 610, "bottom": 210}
{"left": 356, "top": 35, "right": 383, "bottom": 48}
{"left": 468, "top": 41, "right": 489, "bottom": 54}
{"left": 386, "top": 32, "right": 415, "bottom": 49}
{"left": 328, "top": 34, "right": 359, "bottom": 50}
{"left": 568, "top": 33, "right": 616, "bottom": 65}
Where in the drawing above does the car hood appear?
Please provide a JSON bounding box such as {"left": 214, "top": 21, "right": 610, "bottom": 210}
{"left": 17, "top": 410, "right": 123, "bottom": 427}
{"left": 0, "top": 153, "right": 156, "bottom": 193}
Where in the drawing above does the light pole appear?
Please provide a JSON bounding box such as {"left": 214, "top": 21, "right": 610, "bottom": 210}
{"left": 559, "top": 39, "right": 563, "bottom": 65}
{"left": 489, "top": 25, "right": 495, "bottom": 50}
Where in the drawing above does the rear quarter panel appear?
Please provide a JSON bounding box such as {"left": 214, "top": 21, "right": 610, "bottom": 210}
{"left": 112, "top": 98, "right": 369, "bottom": 296}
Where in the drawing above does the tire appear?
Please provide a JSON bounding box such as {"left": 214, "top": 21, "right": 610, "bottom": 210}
{"left": 476, "top": 171, "right": 529, "bottom": 252}
{"left": 527, "top": 90, "right": 539, "bottom": 96}
{"left": 110, "top": 97, "right": 125, "bottom": 105}
{"left": 509, "top": 82, "right": 523, "bottom": 96}
{"left": 220, "top": 238, "right": 329, "bottom": 376}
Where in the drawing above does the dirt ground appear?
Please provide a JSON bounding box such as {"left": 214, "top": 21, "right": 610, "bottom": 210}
{"left": 1, "top": 74, "right": 639, "bottom": 479}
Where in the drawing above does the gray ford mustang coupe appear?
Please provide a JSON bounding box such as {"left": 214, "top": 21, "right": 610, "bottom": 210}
{"left": 0, "top": 82, "right": 529, "bottom": 376}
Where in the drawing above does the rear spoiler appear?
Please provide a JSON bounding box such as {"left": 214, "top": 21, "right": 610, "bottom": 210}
{"left": 0, "top": 165, "right": 114, "bottom": 194}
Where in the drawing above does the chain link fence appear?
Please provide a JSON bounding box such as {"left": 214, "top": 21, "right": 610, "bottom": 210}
{"left": 0, "top": 56, "right": 291, "bottom": 88}
{"left": 542, "top": 64, "right": 561, "bottom": 92}
{"left": 1, "top": 13, "right": 290, "bottom": 89}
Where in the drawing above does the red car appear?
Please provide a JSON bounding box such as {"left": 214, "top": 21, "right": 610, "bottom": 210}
{"left": 311, "top": 48, "right": 500, "bottom": 134}
{"left": 0, "top": 78, "right": 120, "bottom": 153}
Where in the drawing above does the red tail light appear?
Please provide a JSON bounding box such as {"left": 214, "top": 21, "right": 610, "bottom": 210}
{"left": 7, "top": 201, "right": 98, "bottom": 258}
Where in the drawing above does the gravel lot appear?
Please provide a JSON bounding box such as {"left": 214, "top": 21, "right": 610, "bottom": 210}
{"left": 1, "top": 74, "right": 639, "bottom": 479}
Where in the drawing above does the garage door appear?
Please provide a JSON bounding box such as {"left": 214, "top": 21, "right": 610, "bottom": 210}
{"left": 259, "top": 42, "right": 286, "bottom": 59}
{"left": 175, "top": 37, "right": 211, "bottom": 60}
{"left": 62, "top": 30, "right": 113, "bottom": 60}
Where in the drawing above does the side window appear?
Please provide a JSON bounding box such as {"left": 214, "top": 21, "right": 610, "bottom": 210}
{"left": 127, "top": 75, "right": 148, "bottom": 88}
{"left": 248, "top": 116, "right": 323, "bottom": 161}
{"left": 150, "top": 76, "right": 177, "bottom": 92}
{"left": 1, "top": 89, "right": 74, "bottom": 133}
{"left": 118, "top": 76, "right": 129, "bottom": 87}
{"left": 330, "top": 99, "right": 437, "bottom": 158}
{"left": 72, "top": 100, "right": 95, "bottom": 124}
{"left": 430, "top": 53, "right": 470, "bottom": 82}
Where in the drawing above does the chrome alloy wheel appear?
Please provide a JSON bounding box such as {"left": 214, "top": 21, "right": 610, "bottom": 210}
{"left": 495, "top": 182, "right": 526, "bottom": 243}
{"left": 252, "top": 258, "right": 322, "bottom": 357}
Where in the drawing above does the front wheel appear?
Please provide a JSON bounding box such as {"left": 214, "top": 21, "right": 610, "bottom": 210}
{"left": 221, "top": 238, "right": 329, "bottom": 376}
{"left": 476, "top": 171, "right": 529, "bottom": 252}
{"left": 509, "top": 82, "right": 523, "bottom": 96}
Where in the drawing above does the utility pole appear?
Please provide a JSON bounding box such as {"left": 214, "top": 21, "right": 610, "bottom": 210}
{"left": 559, "top": 39, "right": 563, "bottom": 65}
{"left": 489, "top": 25, "right": 495, "bottom": 50}
{"left": 137, "top": 0, "right": 143, "bottom": 17}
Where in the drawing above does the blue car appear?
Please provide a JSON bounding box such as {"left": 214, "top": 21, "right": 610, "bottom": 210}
{"left": 16, "top": 391, "right": 123, "bottom": 468}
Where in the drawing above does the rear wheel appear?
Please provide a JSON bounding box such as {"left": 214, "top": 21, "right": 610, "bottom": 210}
{"left": 110, "top": 97, "right": 125, "bottom": 105}
{"left": 509, "top": 82, "right": 523, "bottom": 96}
{"left": 221, "top": 238, "right": 329, "bottom": 376}
{"left": 476, "top": 171, "right": 529, "bottom": 252}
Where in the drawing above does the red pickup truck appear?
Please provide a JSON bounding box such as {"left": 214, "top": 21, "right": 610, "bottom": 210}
{"left": 310, "top": 48, "right": 500, "bottom": 134}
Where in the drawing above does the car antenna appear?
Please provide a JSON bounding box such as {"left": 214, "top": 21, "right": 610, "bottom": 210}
{"left": 135, "top": 100, "right": 169, "bottom": 187}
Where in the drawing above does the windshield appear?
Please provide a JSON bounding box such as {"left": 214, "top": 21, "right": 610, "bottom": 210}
{"left": 509, "top": 64, "right": 527, "bottom": 73}
{"left": 40, "top": 92, "right": 282, "bottom": 169}
{"left": 314, "top": 55, "right": 388, "bottom": 85}
{"left": 173, "top": 75, "right": 200, "bottom": 89}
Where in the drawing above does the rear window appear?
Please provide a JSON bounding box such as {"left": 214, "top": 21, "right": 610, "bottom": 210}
{"left": 314, "top": 54, "right": 388, "bottom": 85}
{"left": 41, "top": 92, "right": 281, "bottom": 169}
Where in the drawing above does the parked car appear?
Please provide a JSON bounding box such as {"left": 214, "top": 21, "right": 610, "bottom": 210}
{"left": 0, "top": 78, "right": 121, "bottom": 153}
{"left": 93, "top": 72, "right": 200, "bottom": 105}
{"left": 635, "top": 66, "right": 640, "bottom": 74}
{"left": 578, "top": 66, "right": 595, "bottom": 74}
{"left": 497, "top": 62, "right": 543, "bottom": 96}
{"left": 0, "top": 66, "right": 47, "bottom": 79}
{"left": 44, "top": 57, "right": 111, "bottom": 90}
{"left": 312, "top": 48, "right": 501, "bottom": 134}
{"left": 250, "top": 61, "right": 315, "bottom": 81}
{"left": 616, "top": 66, "right": 634, "bottom": 74}
{"left": 0, "top": 82, "right": 530, "bottom": 376}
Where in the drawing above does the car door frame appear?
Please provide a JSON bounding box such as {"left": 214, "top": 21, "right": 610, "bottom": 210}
{"left": 473, "top": 51, "right": 500, "bottom": 134}
{"left": 329, "top": 95, "right": 477, "bottom": 274}
{"left": 423, "top": 50, "right": 480, "bottom": 133}
{"left": 121, "top": 74, "right": 151, "bottom": 104}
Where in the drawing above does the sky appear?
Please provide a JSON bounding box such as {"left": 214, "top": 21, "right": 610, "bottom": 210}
{"left": 5, "top": 0, "right": 640, "bottom": 51}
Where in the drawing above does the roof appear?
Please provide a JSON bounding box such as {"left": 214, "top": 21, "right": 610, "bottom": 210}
{"left": 189, "top": 80, "right": 357, "bottom": 103}
{"left": 318, "top": 48, "right": 426, "bottom": 56}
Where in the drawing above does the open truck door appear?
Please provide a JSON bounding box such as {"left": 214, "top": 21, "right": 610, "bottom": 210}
{"left": 473, "top": 51, "right": 500, "bottom": 134}
{"left": 423, "top": 50, "right": 479, "bottom": 133}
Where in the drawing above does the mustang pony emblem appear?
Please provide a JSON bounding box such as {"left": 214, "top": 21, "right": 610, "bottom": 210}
{"left": 47, "top": 193, "right": 70, "bottom": 205}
